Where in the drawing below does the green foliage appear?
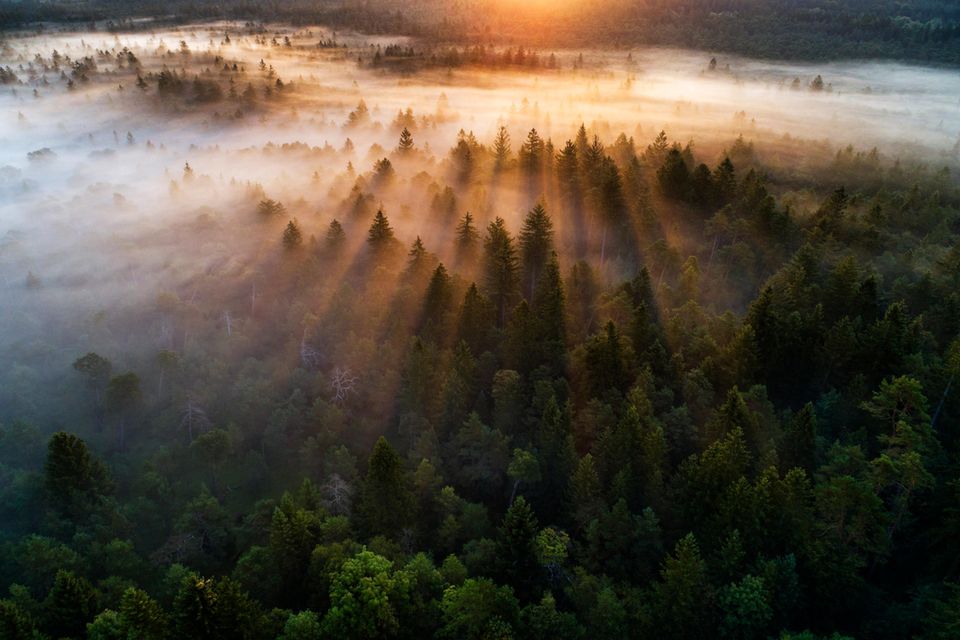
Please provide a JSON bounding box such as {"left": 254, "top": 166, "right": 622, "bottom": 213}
{"left": 439, "top": 578, "right": 520, "bottom": 640}
{"left": 0, "top": 600, "right": 38, "bottom": 640}
{"left": 654, "top": 534, "right": 715, "bottom": 639}
{"left": 44, "top": 431, "right": 111, "bottom": 516}
{"left": 356, "top": 437, "right": 415, "bottom": 538}
{"left": 43, "top": 569, "right": 98, "bottom": 639}
{"left": 1, "top": 75, "right": 959, "bottom": 640}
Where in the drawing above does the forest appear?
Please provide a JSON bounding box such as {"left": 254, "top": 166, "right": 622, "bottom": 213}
{"left": 1, "top": 15, "right": 960, "bottom": 640}
{"left": 2, "top": 0, "right": 960, "bottom": 65}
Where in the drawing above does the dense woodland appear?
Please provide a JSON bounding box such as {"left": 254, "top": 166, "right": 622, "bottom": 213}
{"left": 1, "top": 15, "right": 960, "bottom": 640}
{"left": 2, "top": 0, "right": 960, "bottom": 65}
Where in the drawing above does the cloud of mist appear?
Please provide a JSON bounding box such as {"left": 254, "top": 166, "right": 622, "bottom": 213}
{"left": 1, "top": 22, "right": 958, "bottom": 423}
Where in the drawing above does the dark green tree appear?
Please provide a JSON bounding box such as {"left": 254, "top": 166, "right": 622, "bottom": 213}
{"left": 43, "top": 570, "right": 98, "bottom": 639}
{"left": 657, "top": 146, "right": 690, "bottom": 200}
{"left": 357, "top": 437, "right": 415, "bottom": 538}
{"left": 44, "top": 431, "right": 111, "bottom": 516}
{"left": 496, "top": 496, "right": 541, "bottom": 602}
{"left": 519, "top": 204, "right": 555, "bottom": 299}
{"left": 482, "top": 217, "right": 520, "bottom": 328}
{"left": 653, "top": 534, "right": 715, "bottom": 639}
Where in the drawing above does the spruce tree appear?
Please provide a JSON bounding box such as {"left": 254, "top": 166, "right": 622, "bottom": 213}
{"left": 519, "top": 204, "right": 555, "bottom": 300}
{"left": 44, "top": 431, "right": 111, "bottom": 516}
{"left": 325, "top": 218, "right": 345, "bottom": 251}
{"left": 356, "top": 437, "right": 415, "bottom": 538}
{"left": 493, "top": 126, "right": 511, "bottom": 170}
{"left": 367, "top": 208, "right": 395, "bottom": 247}
{"left": 482, "top": 217, "right": 520, "bottom": 328}
{"left": 496, "top": 496, "right": 541, "bottom": 602}
{"left": 282, "top": 219, "right": 303, "bottom": 250}
{"left": 457, "top": 283, "right": 496, "bottom": 355}
{"left": 654, "top": 534, "right": 715, "bottom": 639}
{"left": 43, "top": 570, "right": 98, "bottom": 639}
{"left": 398, "top": 127, "right": 414, "bottom": 153}
{"left": 422, "top": 264, "right": 453, "bottom": 340}
{"left": 531, "top": 254, "right": 566, "bottom": 374}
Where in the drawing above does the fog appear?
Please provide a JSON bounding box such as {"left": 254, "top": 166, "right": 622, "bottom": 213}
{"left": 1, "top": 22, "right": 958, "bottom": 423}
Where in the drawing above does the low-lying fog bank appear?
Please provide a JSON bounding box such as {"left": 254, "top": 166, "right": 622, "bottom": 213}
{"left": 0, "top": 22, "right": 957, "bottom": 423}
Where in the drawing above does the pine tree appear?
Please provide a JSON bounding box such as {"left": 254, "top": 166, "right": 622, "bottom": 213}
{"left": 493, "top": 126, "right": 511, "bottom": 170}
{"left": 519, "top": 128, "right": 545, "bottom": 187}
{"left": 257, "top": 198, "right": 285, "bottom": 217}
{"left": 535, "top": 395, "right": 576, "bottom": 522}
{"left": 422, "top": 264, "right": 453, "bottom": 340}
{"left": 575, "top": 124, "right": 590, "bottom": 157}
{"left": 658, "top": 146, "right": 690, "bottom": 200}
{"left": 0, "top": 600, "right": 36, "bottom": 640}
{"left": 782, "top": 402, "right": 817, "bottom": 474}
{"left": 171, "top": 576, "right": 220, "bottom": 639}
{"left": 713, "top": 156, "right": 736, "bottom": 205}
{"left": 408, "top": 236, "right": 428, "bottom": 269}
{"left": 531, "top": 254, "right": 566, "bottom": 374}
{"left": 119, "top": 588, "right": 167, "bottom": 640}
{"left": 482, "top": 217, "right": 520, "bottom": 328}
{"left": 654, "top": 534, "right": 715, "bottom": 639}
{"left": 645, "top": 130, "right": 669, "bottom": 167}
{"left": 325, "top": 218, "right": 346, "bottom": 251}
{"left": 356, "top": 437, "right": 415, "bottom": 538}
{"left": 456, "top": 211, "right": 479, "bottom": 249}
{"left": 398, "top": 127, "right": 415, "bottom": 153}
{"left": 45, "top": 431, "right": 111, "bottom": 516}
{"left": 584, "top": 322, "right": 629, "bottom": 397}
{"left": 571, "top": 454, "right": 603, "bottom": 531}
{"left": 556, "top": 141, "right": 581, "bottom": 219}
{"left": 519, "top": 204, "right": 555, "bottom": 300}
{"left": 596, "top": 157, "right": 626, "bottom": 263}
{"left": 372, "top": 158, "right": 395, "bottom": 186}
{"left": 44, "top": 570, "right": 98, "bottom": 639}
{"left": 367, "top": 208, "right": 395, "bottom": 247}
{"left": 282, "top": 219, "right": 303, "bottom": 250}
{"left": 457, "top": 283, "right": 496, "bottom": 355}
{"left": 496, "top": 496, "right": 541, "bottom": 602}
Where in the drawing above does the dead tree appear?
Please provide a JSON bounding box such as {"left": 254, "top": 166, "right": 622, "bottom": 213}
{"left": 330, "top": 367, "right": 358, "bottom": 404}
{"left": 180, "top": 396, "right": 212, "bottom": 440}
{"left": 321, "top": 473, "right": 353, "bottom": 516}
{"left": 300, "top": 327, "right": 322, "bottom": 370}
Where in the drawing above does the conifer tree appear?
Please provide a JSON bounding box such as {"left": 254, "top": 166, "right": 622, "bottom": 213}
{"left": 457, "top": 283, "right": 496, "bottom": 355}
{"left": 367, "top": 208, "right": 395, "bottom": 247}
{"left": 493, "top": 126, "right": 511, "bottom": 170}
{"left": 531, "top": 254, "right": 566, "bottom": 374}
{"left": 356, "top": 437, "right": 415, "bottom": 538}
{"left": 398, "top": 127, "right": 414, "bottom": 153}
{"left": 654, "top": 534, "right": 715, "bottom": 639}
{"left": 282, "top": 219, "right": 303, "bottom": 250}
{"left": 44, "top": 570, "right": 98, "bottom": 639}
{"left": 45, "top": 431, "right": 111, "bottom": 516}
{"left": 496, "top": 496, "right": 541, "bottom": 602}
{"left": 422, "top": 264, "right": 453, "bottom": 340}
{"left": 482, "top": 217, "right": 520, "bottom": 328}
{"left": 325, "top": 218, "right": 345, "bottom": 251}
{"left": 519, "top": 204, "right": 555, "bottom": 299}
